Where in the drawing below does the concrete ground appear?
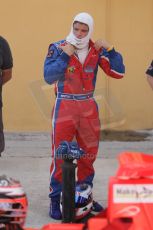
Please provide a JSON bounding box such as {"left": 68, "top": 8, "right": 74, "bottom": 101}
{"left": 0, "top": 131, "right": 153, "bottom": 228}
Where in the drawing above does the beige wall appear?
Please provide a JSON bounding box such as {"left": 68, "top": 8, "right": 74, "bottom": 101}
{"left": 0, "top": 0, "right": 153, "bottom": 131}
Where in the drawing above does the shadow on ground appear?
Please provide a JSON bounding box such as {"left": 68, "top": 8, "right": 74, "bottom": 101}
{"left": 100, "top": 130, "right": 152, "bottom": 141}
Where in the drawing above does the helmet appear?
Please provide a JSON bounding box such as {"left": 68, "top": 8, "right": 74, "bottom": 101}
{"left": 60, "top": 183, "right": 93, "bottom": 220}
{"left": 0, "top": 175, "right": 28, "bottom": 229}
{"left": 75, "top": 184, "right": 93, "bottom": 220}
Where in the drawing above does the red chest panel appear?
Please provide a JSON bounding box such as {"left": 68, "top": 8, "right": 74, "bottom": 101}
{"left": 63, "top": 48, "right": 99, "bottom": 94}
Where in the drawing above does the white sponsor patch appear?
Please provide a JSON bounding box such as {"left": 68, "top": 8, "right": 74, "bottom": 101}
{"left": 117, "top": 205, "right": 140, "bottom": 216}
{"left": 113, "top": 184, "right": 153, "bottom": 203}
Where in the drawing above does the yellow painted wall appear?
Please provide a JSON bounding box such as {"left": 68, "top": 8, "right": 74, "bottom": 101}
{"left": 0, "top": 0, "right": 153, "bottom": 131}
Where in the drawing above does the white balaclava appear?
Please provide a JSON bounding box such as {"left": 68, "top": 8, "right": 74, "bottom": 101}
{"left": 66, "top": 12, "right": 94, "bottom": 50}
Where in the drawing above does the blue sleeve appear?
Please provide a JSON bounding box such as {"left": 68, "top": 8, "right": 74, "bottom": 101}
{"left": 44, "top": 44, "right": 70, "bottom": 85}
{"left": 99, "top": 48, "right": 125, "bottom": 77}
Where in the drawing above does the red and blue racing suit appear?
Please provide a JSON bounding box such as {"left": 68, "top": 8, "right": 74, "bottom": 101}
{"left": 44, "top": 40, "right": 125, "bottom": 198}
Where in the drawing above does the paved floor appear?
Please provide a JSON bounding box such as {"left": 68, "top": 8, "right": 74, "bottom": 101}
{"left": 0, "top": 132, "right": 153, "bottom": 228}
